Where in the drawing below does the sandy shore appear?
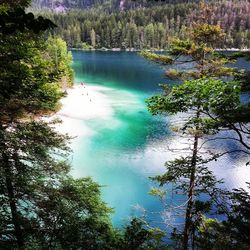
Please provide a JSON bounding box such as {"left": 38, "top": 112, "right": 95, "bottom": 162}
{"left": 58, "top": 84, "right": 113, "bottom": 119}
{"left": 54, "top": 84, "right": 114, "bottom": 137}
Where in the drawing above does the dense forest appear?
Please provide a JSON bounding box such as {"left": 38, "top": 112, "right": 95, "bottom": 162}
{"left": 32, "top": 0, "right": 209, "bottom": 10}
{"left": 31, "top": 0, "right": 250, "bottom": 49}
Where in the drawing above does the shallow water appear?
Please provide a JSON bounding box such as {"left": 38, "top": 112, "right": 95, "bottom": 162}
{"left": 69, "top": 51, "right": 250, "bottom": 226}
{"left": 69, "top": 51, "right": 176, "bottom": 226}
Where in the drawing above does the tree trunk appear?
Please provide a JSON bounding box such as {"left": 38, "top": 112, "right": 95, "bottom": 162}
{"left": 3, "top": 159, "right": 25, "bottom": 249}
{"left": 1, "top": 126, "right": 25, "bottom": 249}
{"left": 182, "top": 112, "right": 200, "bottom": 250}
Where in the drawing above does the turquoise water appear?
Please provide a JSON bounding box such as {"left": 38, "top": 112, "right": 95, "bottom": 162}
{"left": 70, "top": 51, "right": 174, "bottom": 226}
{"left": 69, "top": 51, "right": 250, "bottom": 227}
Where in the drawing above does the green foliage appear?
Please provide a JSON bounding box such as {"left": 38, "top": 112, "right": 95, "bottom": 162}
{"left": 236, "top": 71, "right": 250, "bottom": 92}
{"left": 1, "top": 0, "right": 32, "bottom": 8}
{"left": 147, "top": 78, "right": 243, "bottom": 249}
{"left": 169, "top": 38, "right": 193, "bottom": 55}
{"left": 32, "top": 177, "right": 119, "bottom": 249}
{"left": 196, "top": 217, "right": 233, "bottom": 250}
{"left": 191, "top": 23, "right": 224, "bottom": 45}
{"left": 79, "top": 42, "right": 93, "bottom": 49}
{"left": 0, "top": 6, "right": 55, "bottom": 34}
{"left": 0, "top": 120, "right": 70, "bottom": 248}
{"left": 0, "top": 33, "right": 65, "bottom": 122}
{"left": 152, "top": 156, "right": 219, "bottom": 192}
{"left": 222, "top": 51, "right": 250, "bottom": 61}
{"left": 196, "top": 186, "right": 250, "bottom": 250}
{"left": 46, "top": 35, "right": 74, "bottom": 86}
{"left": 122, "top": 218, "right": 167, "bottom": 250}
{"left": 141, "top": 23, "right": 239, "bottom": 80}
{"left": 149, "top": 187, "right": 166, "bottom": 200}
{"left": 147, "top": 78, "right": 241, "bottom": 117}
{"left": 140, "top": 51, "right": 173, "bottom": 64}
{"left": 226, "top": 186, "right": 250, "bottom": 246}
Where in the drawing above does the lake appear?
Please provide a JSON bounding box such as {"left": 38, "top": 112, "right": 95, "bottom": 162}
{"left": 68, "top": 51, "right": 250, "bottom": 227}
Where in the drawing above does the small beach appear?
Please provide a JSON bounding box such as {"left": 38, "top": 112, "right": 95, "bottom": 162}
{"left": 59, "top": 84, "right": 113, "bottom": 120}
{"left": 55, "top": 84, "right": 114, "bottom": 137}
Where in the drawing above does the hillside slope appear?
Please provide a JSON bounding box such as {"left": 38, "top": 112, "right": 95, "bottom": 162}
{"left": 31, "top": 0, "right": 250, "bottom": 49}
{"left": 31, "top": 0, "right": 203, "bottom": 10}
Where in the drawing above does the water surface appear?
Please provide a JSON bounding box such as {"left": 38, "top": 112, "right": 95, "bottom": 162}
{"left": 70, "top": 51, "right": 175, "bottom": 226}
{"left": 69, "top": 51, "right": 250, "bottom": 227}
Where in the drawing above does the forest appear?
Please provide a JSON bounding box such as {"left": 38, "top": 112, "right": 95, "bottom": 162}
{"left": 31, "top": 0, "right": 250, "bottom": 49}
{"left": 31, "top": 0, "right": 214, "bottom": 10}
{"left": 0, "top": 0, "right": 250, "bottom": 249}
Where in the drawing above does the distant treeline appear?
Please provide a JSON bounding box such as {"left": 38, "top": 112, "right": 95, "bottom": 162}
{"left": 35, "top": 0, "right": 250, "bottom": 49}
{"left": 32, "top": 0, "right": 210, "bottom": 10}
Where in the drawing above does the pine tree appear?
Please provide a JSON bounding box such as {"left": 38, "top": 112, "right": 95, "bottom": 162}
{"left": 142, "top": 7, "right": 250, "bottom": 248}
{"left": 147, "top": 78, "right": 241, "bottom": 249}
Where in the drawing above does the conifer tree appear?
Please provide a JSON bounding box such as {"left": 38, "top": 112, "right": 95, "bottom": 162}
{"left": 147, "top": 78, "right": 241, "bottom": 249}
{"left": 142, "top": 4, "right": 250, "bottom": 248}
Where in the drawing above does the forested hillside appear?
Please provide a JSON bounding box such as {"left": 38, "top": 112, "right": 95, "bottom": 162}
{"left": 32, "top": 0, "right": 204, "bottom": 10}
{"left": 32, "top": 0, "right": 114, "bottom": 9}
{"left": 34, "top": 0, "right": 250, "bottom": 49}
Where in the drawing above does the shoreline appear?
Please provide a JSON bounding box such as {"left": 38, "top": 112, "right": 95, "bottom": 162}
{"left": 70, "top": 48, "right": 250, "bottom": 52}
